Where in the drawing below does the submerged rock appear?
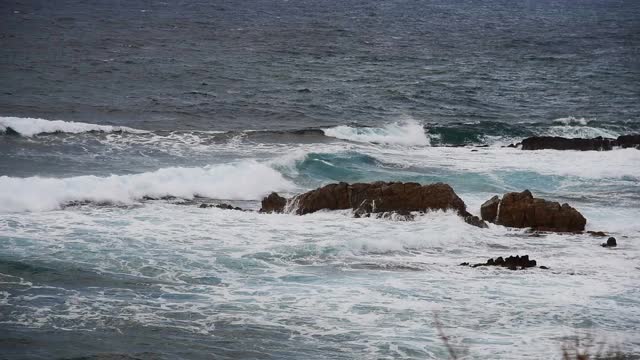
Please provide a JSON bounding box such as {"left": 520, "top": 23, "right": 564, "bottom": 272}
{"left": 520, "top": 134, "right": 640, "bottom": 151}
{"left": 260, "top": 192, "right": 287, "bottom": 213}
{"left": 587, "top": 230, "right": 607, "bottom": 237}
{"left": 199, "top": 203, "right": 244, "bottom": 211}
{"left": 260, "top": 182, "right": 487, "bottom": 227}
{"left": 480, "top": 190, "right": 586, "bottom": 232}
{"left": 463, "top": 214, "right": 488, "bottom": 228}
{"left": 601, "top": 237, "right": 617, "bottom": 247}
{"left": 463, "top": 255, "right": 538, "bottom": 270}
{"left": 1, "top": 127, "right": 20, "bottom": 136}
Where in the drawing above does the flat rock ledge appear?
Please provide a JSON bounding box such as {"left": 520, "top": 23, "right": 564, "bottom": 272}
{"left": 480, "top": 190, "right": 586, "bottom": 232}
{"left": 518, "top": 135, "right": 640, "bottom": 151}
{"left": 260, "top": 182, "right": 487, "bottom": 228}
{"left": 460, "top": 255, "right": 546, "bottom": 270}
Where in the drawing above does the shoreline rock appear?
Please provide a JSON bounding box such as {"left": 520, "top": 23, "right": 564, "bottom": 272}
{"left": 199, "top": 203, "right": 244, "bottom": 211}
{"left": 520, "top": 135, "right": 640, "bottom": 151}
{"left": 601, "top": 237, "right": 617, "bottom": 248}
{"left": 460, "top": 255, "right": 539, "bottom": 270}
{"left": 480, "top": 190, "right": 586, "bottom": 232}
{"left": 260, "top": 192, "right": 287, "bottom": 213}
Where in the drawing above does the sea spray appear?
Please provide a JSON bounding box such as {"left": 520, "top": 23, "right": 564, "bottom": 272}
{"left": 323, "top": 119, "right": 430, "bottom": 146}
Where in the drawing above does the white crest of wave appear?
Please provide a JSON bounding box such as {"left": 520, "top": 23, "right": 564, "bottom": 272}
{"left": 547, "top": 116, "right": 619, "bottom": 138}
{"left": 0, "top": 161, "right": 295, "bottom": 213}
{"left": 323, "top": 119, "right": 430, "bottom": 146}
{"left": 0, "top": 116, "right": 146, "bottom": 136}
{"left": 552, "top": 116, "right": 590, "bottom": 126}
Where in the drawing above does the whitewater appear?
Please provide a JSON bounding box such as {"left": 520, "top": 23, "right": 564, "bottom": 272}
{"left": 1, "top": 116, "right": 639, "bottom": 359}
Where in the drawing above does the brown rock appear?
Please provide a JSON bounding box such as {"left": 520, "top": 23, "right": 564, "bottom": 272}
{"left": 260, "top": 192, "right": 287, "bottom": 213}
{"left": 280, "top": 181, "right": 486, "bottom": 227}
{"left": 482, "top": 190, "right": 586, "bottom": 232}
{"left": 292, "top": 181, "right": 467, "bottom": 214}
{"left": 480, "top": 195, "right": 500, "bottom": 222}
{"left": 463, "top": 214, "right": 488, "bottom": 228}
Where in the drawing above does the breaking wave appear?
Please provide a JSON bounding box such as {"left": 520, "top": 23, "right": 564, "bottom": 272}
{"left": 0, "top": 116, "right": 146, "bottom": 136}
{"left": 0, "top": 160, "right": 296, "bottom": 213}
{"left": 323, "top": 119, "right": 430, "bottom": 146}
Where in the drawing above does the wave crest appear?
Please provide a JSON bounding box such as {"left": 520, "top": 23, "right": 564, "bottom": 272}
{"left": 0, "top": 116, "right": 146, "bottom": 136}
{"left": 0, "top": 161, "right": 296, "bottom": 213}
{"left": 323, "top": 119, "right": 430, "bottom": 146}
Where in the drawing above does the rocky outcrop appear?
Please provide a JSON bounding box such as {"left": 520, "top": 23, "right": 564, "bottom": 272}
{"left": 521, "top": 136, "right": 614, "bottom": 151}
{"left": 260, "top": 182, "right": 487, "bottom": 227}
{"left": 520, "top": 135, "right": 640, "bottom": 151}
{"left": 480, "top": 190, "right": 586, "bottom": 232}
{"left": 480, "top": 195, "right": 500, "bottom": 223}
{"left": 260, "top": 192, "right": 287, "bottom": 213}
{"left": 199, "top": 203, "right": 244, "bottom": 211}
{"left": 601, "top": 237, "right": 617, "bottom": 248}
{"left": 461, "top": 255, "right": 539, "bottom": 270}
{"left": 293, "top": 182, "right": 467, "bottom": 215}
{"left": 617, "top": 135, "right": 640, "bottom": 149}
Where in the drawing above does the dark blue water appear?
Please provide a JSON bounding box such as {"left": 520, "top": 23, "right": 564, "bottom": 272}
{"left": 2, "top": 0, "right": 639, "bottom": 131}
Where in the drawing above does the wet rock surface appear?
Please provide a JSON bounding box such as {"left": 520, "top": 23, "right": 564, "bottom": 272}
{"left": 260, "top": 182, "right": 487, "bottom": 227}
{"left": 461, "top": 255, "right": 539, "bottom": 270}
{"left": 601, "top": 237, "right": 617, "bottom": 247}
{"left": 520, "top": 135, "right": 640, "bottom": 151}
{"left": 199, "top": 203, "right": 244, "bottom": 211}
{"left": 480, "top": 190, "right": 586, "bottom": 232}
{"left": 259, "top": 192, "right": 287, "bottom": 213}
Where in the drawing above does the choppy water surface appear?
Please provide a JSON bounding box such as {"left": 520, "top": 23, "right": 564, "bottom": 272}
{"left": 1, "top": 0, "right": 640, "bottom": 359}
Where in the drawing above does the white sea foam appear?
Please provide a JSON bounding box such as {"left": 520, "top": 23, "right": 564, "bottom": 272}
{"left": 0, "top": 160, "right": 296, "bottom": 213}
{"left": 372, "top": 145, "right": 640, "bottom": 180}
{"left": 323, "top": 119, "right": 430, "bottom": 146}
{"left": 552, "top": 116, "right": 591, "bottom": 126}
{"left": 1, "top": 203, "right": 638, "bottom": 358}
{"left": 545, "top": 116, "right": 619, "bottom": 138}
{"left": 0, "top": 116, "right": 146, "bottom": 136}
{"left": 544, "top": 125, "right": 620, "bottom": 139}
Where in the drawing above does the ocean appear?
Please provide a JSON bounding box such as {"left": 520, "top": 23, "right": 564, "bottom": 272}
{"left": 1, "top": 0, "right": 639, "bottom": 359}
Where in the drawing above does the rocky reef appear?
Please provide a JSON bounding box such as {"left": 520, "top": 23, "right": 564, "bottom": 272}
{"left": 260, "top": 181, "right": 487, "bottom": 227}
{"left": 460, "top": 255, "right": 541, "bottom": 270}
{"left": 519, "top": 135, "right": 640, "bottom": 151}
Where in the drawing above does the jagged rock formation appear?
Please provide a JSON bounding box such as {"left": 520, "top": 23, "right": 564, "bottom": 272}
{"left": 480, "top": 190, "right": 586, "bottom": 232}
{"left": 260, "top": 182, "right": 487, "bottom": 227}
